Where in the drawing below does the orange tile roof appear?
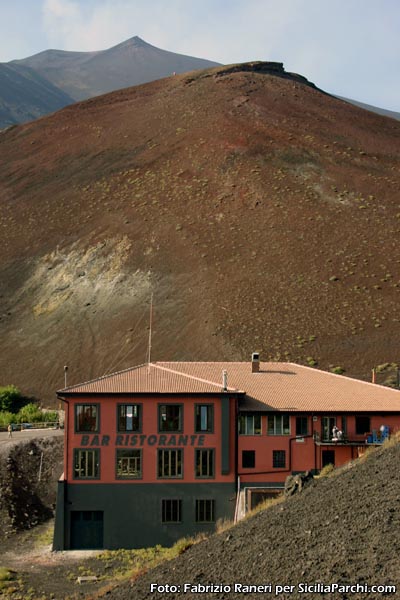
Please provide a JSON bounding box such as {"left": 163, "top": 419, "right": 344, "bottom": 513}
{"left": 58, "top": 361, "right": 400, "bottom": 413}
{"left": 59, "top": 363, "right": 241, "bottom": 396}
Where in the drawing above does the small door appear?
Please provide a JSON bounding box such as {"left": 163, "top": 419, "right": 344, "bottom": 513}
{"left": 322, "top": 450, "right": 335, "bottom": 468}
{"left": 70, "top": 510, "right": 104, "bottom": 549}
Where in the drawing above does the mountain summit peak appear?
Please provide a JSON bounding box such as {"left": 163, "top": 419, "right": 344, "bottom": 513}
{"left": 113, "top": 36, "right": 150, "bottom": 49}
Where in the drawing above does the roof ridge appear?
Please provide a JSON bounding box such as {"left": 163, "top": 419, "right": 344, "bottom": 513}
{"left": 290, "top": 362, "right": 400, "bottom": 392}
{"left": 152, "top": 362, "right": 239, "bottom": 391}
{"left": 58, "top": 362, "right": 148, "bottom": 393}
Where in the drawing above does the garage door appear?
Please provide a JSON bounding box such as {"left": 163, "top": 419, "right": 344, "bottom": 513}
{"left": 70, "top": 511, "right": 104, "bottom": 549}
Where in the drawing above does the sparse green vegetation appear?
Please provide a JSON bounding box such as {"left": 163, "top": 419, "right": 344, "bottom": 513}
{"left": 330, "top": 366, "right": 345, "bottom": 375}
{"left": 35, "top": 522, "right": 54, "bottom": 548}
{"left": 245, "top": 494, "right": 285, "bottom": 518}
{"left": 0, "top": 411, "right": 14, "bottom": 429}
{"left": 215, "top": 517, "right": 235, "bottom": 534}
{"left": 375, "top": 362, "right": 398, "bottom": 373}
{"left": 317, "top": 463, "right": 335, "bottom": 478}
{"left": 0, "top": 568, "right": 17, "bottom": 592}
{"left": 372, "top": 363, "right": 399, "bottom": 388}
{"left": 0, "top": 568, "right": 15, "bottom": 582}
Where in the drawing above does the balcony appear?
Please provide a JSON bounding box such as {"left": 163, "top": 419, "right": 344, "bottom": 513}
{"left": 313, "top": 426, "right": 390, "bottom": 446}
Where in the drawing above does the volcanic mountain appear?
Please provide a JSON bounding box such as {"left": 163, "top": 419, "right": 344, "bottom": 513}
{"left": 0, "top": 62, "right": 399, "bottom": 403}
{"left": 3, "top": 37, "right": 398, "bottom": 129}
{"left": 12, "top": 36, "right": 220, "bottom": 101}
{"left": 0, "top": 36, "right": 219, "bottom": 128}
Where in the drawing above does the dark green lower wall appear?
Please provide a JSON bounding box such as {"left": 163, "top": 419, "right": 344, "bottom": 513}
{"left": 53, "top": 482, "right": 236, "bottom": 550}
{"left": 53, "top": 480, "right": 65, "bottom": 549}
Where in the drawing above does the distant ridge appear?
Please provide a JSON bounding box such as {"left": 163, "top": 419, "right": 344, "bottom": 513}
{"left": 1, "top": 36, "right": 396, "bottom": 128}
{"left": 12, "top": 36, "right": 221, "bottom": 101}
{"left": 0, "top": 62, "right": 74, "bottom": 127}
{"left": 336, "top": 95, "right": 400, "bottom": 121}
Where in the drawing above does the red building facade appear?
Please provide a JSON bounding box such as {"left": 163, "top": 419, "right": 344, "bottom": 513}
{"left": 53, "top": 357, "right": 400, "bottom": 550}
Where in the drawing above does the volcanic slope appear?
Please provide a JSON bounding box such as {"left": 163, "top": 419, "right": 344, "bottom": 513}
{"left": 0, "top": 62, "right": 399, "bottom": 403}
{"left": 108, "top": 440, "right": 400, "bottom": 600}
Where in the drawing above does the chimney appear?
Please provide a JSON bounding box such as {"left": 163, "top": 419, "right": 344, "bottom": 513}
{"left": 372, "top": 368, "right": 376, "bottom": 384}
{"left": 222, "top": 370, "right": 228, "bottom": 391}
{"left": 251, "top": 352, "right": 260, "bottom": 373}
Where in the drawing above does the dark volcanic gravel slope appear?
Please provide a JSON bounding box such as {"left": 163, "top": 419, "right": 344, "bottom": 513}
{"left": 108, "top": 441, "right": 400, "bottom": 600}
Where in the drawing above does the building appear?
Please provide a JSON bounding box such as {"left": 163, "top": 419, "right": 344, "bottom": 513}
{"left": 53, "top": 355, "right": 400, "bottom": 550}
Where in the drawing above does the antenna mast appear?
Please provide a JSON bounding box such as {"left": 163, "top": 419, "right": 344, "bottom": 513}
{"left": 147, "top": 293, "right": 154, "bottom": 372}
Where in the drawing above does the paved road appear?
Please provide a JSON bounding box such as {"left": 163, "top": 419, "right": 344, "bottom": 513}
{"left": 0, "top": 428, "right": 64, "bottom": 449}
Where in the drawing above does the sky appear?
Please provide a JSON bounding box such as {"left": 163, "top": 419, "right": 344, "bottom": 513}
{"left": 0, "top": 0, "right": 399, "bottom": 111}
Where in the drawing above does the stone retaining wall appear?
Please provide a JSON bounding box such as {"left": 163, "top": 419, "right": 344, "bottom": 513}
{"left": 0, "top": 436, "right": 63, "bottom": 537}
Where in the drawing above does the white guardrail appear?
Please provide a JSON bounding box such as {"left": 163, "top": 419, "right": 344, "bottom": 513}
{"left": 1, "top": 421, "right": 63, "bottom": 432}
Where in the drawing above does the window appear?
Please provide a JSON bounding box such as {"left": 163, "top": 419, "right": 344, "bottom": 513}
{"left": 268, "top": 415, "right": 290, "bottom": 435}
{"left": 238, "top": 414, "right": 261, "bottom": 435}
{"left": 242, "top": 450, "right": 255, "bottom": 469}
{"left": 74, "top": 449, "right": 99, "bottom": 479}
{"left": 117, "top": 404, "right": 141, "bottom": 432}
{"left": 195, "top": 499, "right": 215, "bottom": 522}
{"left": 116, "top": 449, "right": 141, "bottom": 478}
{"left": 75, "top": 404, "right": 99, "bottom": 432}
{"left": 273, "top": 450, "right": 286, "bottom": 469}
{"left": 195, "top": 404, "right": 214, "bottom": 433}
{"left": 321, "top": 416, "right": 336, "bottom": 441}
{"left": 158, "top": 449, "right": 183, "bottom": 478}
{"left": 296, "top": 416, "right": 308, "bottom": 436}
{"left": 159, "top": 405, "right": 183, "bottom": 432}
{"left": 195, "top": 449, "right": 214, "bottom": 478}
{"left": 356, "top": 416, "right": 371, "bottom": 435}
{"left": 162, "top": 499, "right": 182, "bottom": 523}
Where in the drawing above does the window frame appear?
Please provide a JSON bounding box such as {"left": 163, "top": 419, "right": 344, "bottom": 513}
{"left": 238, "top": 414, "right": 262, "bottom": 435}
{"left": 272, "top": 449, "right": 286, "bottom": 469}
{"left": 115, "top": 448, "right": 142, "bottom": 479}
{"left": 73, "top": 448, "right": 100, "bottom": 480}
{"left": 194, "top": 404, "right": 214, "bottom": 433}
{"left": 268, "top": 414, "right": 290, "bottom": 436}
{"left": 116, "top": 403, "right": 142, "bottom": 433}
{"left": 161, "top": 499, "right": 182, "bottom": 523}
{"left": 195, "top": 448, "right": 215, "bottom": 479}
{"left": 157, "top": 448, "right": 183, "bottom": 479}
{"left": 74, "top": 403, "right": 100, "bottom": 433}
{"left": 195, "top": 499, "right": 215, "bottom": 523}
{"left": 158, "top": 404, "right": 183, "bottom": 433}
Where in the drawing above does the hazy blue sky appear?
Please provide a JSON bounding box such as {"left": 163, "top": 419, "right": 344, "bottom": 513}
{"left": 1, "top": 0, "right": 399, "bottom": 111}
